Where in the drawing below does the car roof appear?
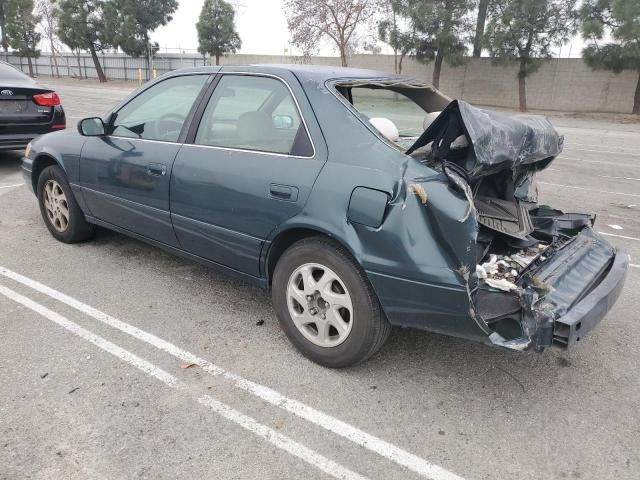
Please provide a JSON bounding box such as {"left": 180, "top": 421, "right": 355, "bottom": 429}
{"left": 0, "top": 60, "right": 35, "bottom": 83}
{"left": 169, "top": 64, "right": 427, "bottom": 86}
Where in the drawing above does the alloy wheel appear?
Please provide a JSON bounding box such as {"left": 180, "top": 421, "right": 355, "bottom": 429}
{"left": 43, "top": 179, "right": 69, "bottom": 233}
{"left": 286, "top": 263, "right": 354, "bottom": 347}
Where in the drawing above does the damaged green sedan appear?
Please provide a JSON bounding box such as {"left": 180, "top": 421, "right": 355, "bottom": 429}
{"left": 23, "top": 65, "right": 628, "bottom": 367}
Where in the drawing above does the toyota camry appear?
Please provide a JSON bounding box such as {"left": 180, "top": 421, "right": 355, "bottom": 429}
{"left": 22, "top": 65, "right": 628, "bottom": 367}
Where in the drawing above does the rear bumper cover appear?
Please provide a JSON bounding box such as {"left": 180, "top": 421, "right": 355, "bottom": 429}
{"left": 0, "top": 133, "right": 36, "bottom": 150}
{"left": 552, "top": 250, "right": 628, "bottom": 348}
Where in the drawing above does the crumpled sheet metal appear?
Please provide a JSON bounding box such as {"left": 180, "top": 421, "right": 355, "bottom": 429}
{"left": 458, "top": 101, "right": 564, "bottom": 174}
{"left": 407, "top": 100, "right": 564, "bottom": 178}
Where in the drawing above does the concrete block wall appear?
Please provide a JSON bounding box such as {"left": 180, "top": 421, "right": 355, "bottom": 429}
{"left": 7, "top": 52, "right": 639, "bottom": 113}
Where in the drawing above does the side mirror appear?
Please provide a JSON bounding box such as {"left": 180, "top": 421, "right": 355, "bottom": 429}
{"left": 273, "top": 114, "right": 294, "bottom": 129}
{"left": 78, "top": 117, "right": 105, "bottom": 136}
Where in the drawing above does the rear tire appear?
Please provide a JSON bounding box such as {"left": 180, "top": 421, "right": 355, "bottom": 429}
{"left": 272, "top": 236, "right": 391, "bottom": 368}
{"left": 37, "top": 165, "right": 95, "bottom": 243}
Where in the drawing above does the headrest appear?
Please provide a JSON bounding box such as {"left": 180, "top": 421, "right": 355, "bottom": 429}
{"left": 423, "top": 111, "right": 442, "bottom": 130}
{"left": 369, "top": 117, "right": 399, "bottom": 142}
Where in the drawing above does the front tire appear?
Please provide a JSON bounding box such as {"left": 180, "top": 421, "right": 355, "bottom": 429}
{"left": 37, "top": 165, "right": 95, "bottom": 243}
{"left": 272, "top": 237, "right": 391, "bottom": 368}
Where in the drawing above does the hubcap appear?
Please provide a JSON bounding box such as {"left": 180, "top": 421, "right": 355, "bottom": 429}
{"left": 286, "top": 263, "right": 354, "bottom": 347}
{"left": 43, "top": 180, "right": 70, "bottom": 233}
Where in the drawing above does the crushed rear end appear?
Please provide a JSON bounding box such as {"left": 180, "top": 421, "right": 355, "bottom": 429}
{"left": 406, "top": 100, "right": 628, "bottom": 351}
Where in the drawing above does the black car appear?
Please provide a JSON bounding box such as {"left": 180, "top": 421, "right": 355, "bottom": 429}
{"left": 0, "top": 61, "right": 65, "bottom": 151}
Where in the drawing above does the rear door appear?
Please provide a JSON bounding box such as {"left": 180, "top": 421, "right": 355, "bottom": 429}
{"left": 80, "top": 74, "right": 211, "bottom": 246}
{"left": 170, "top": 71, "right": 326, "bottom": 276}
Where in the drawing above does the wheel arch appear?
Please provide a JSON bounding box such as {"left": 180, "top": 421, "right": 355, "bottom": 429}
{"left": 264, "top": 226, "right": 360, "bottom": 286}
{"left": 31, "top": 153, "right": 62, "bottom": 192}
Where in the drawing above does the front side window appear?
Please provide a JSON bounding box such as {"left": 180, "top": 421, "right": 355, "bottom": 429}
{"left": 195, "top": 75, "right": 312, "bottom": 156}
{"left": 111, "top": 75, "right": 208, "bottom": 142}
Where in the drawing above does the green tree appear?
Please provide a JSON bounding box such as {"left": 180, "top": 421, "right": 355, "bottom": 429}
{"left": 103, "top": 0, "right": 177, "bottom": 78}
{"left": 55, "top": 0, "right": 109, "bottom": 82}
{"left": 472, "top": 0, "right": 490, "bottom": 57}
{"left": 0, "top": 0, "right": 8, "bottom": 59}
{"left": 484, "top": 0, "right": 578, "bottom": 111}
{"left": 37, "top": 0, "right": 61, "bottom": 78}
{"left": 284, "top": 0, "right": 376, "bottom": 67}
{"left": 4, "top": 0, "right": 41, "bottom": 77}
{"left": 197, "top": 0, "right": 241, "bottom": 66}
{"left": 581, "top": 0, "right": 640, "bottom": 114}
{"left": 412, "top": 0, "right": 473, "bottom": 89}
{"left": 377, "top": 0, "right": 421, "bottom": 74}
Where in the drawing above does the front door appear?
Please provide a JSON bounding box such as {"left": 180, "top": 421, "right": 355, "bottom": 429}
{"left": 80, "top": 74, "right": 210, "bottom": 246}
{"left": 170, "top": 72, "right": 326, "bottom": 276}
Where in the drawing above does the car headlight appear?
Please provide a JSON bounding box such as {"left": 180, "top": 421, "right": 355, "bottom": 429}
{"left": 24, "top": 142, "right": 32, "bottom": 157}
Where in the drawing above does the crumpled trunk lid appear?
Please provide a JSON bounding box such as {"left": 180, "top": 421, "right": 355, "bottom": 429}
{"left": 406, "top": 99, "right": 563, "bottom": 178}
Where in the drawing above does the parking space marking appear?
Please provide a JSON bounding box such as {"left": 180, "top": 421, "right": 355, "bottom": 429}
{"left": 557, "top": 156, "right": 639, "bottom": 168}
{"left": 568, "top": 142, "right": 639, "bottom": 151}
{"left": 597, "top": 232, "right": 640, "bottom": 242}
{"left": 0, "top": 283, "right": 371, "bottom": 480}
{"left": 599, "top": 175, "right": 640, "bottom": 182}
{"left": 566, "top": 147, "right": 640, "bottom": 158}
{"left": 539, "top": 182, "right": 640, "bottom": 198}
{"left": 0, "top": 183, "right": 24, "bottom": 189}
{"left": 0, "top": 265, "right": 465, "bottom": 480}
{"left": 631, "top": 264, "right": 639, "bottom": 269}
{"left": 607, "top": 225, "right": 624, "bottom": 230}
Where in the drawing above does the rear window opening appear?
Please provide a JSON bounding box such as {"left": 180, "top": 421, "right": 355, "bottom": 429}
{"left": 333, "top": 80, "right": 451, "bottom": 148}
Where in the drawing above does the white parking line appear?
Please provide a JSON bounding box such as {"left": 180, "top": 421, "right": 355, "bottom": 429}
{"left": 558, "top": 156, "right": 639, "bottom": 168}
{"left": 566, "top": 147, "right": 640, "bottom": 158}
{"left": 599, "top": 175, "right": 640, "bottom": 182}
{"left": 630, "top": 264, "right": 639, "bottom": 269}
{"left": 0, "top": 265, "right": 465, "bottom": 480}
{"left": 539, "top": 181, "right": 640, "bottom": 198}
{"left": 0, "top": 183, "right": 24, "bottom": 189}
{"left": 607, "top": 225, "right": 624, "bottom": 230}
{"left": 0, "top": 283, "right": 370, "bottom": 480}
{"left": 568, "top": 142, "right": 638, "bottom": 151}
{"left": 597, "top": 231, "right": 640, "bottom": 242}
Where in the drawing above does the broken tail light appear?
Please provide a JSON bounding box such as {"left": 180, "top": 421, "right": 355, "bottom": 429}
{"left": 33, "top": 92, "right": 61, "bottom": 106}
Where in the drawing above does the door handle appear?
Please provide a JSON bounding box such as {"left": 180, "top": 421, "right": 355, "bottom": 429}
{"left": 146, "top": 164, "right": 167, "bottom": 177}
{"left": 269, "top": 183, "right": 298, "bottom": 201}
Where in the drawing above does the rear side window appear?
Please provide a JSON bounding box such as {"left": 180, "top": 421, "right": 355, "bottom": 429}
{"left": 111, "top": 75, "right": 207, "bottom": 142}
{"left": 195, "top": 75, "right": 313, "bottom": 157}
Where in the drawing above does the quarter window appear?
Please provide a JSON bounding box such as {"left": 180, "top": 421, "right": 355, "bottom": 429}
{"left": 111, "top": 75, "right": 207, "bottom": 142}
{"left": 195, "top": 75, "right": 312, "bottom": 156}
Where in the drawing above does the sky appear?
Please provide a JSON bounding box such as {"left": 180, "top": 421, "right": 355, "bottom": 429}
{"left": 38, "top": 0, "right": 584, "bottom": 58}
{"left": 151, "top": 0, "right": 299, "bottom": 56}
{"left": 150, "top": 0, "right": 586, "bottom": 58}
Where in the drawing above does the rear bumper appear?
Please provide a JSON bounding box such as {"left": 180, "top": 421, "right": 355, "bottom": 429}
{"left": 552, "top": 251, "right": 629, "bottom": 348}
{"left": 0, "top": 105, "right": 66, "bottom": 151}
{"left": 0, "top": 133, "right": 35, "bottom": 151}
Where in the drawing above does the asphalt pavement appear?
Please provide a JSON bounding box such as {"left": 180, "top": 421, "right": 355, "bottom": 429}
{"left": 1, "top": 77, "right": 639, "bottom": 480}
